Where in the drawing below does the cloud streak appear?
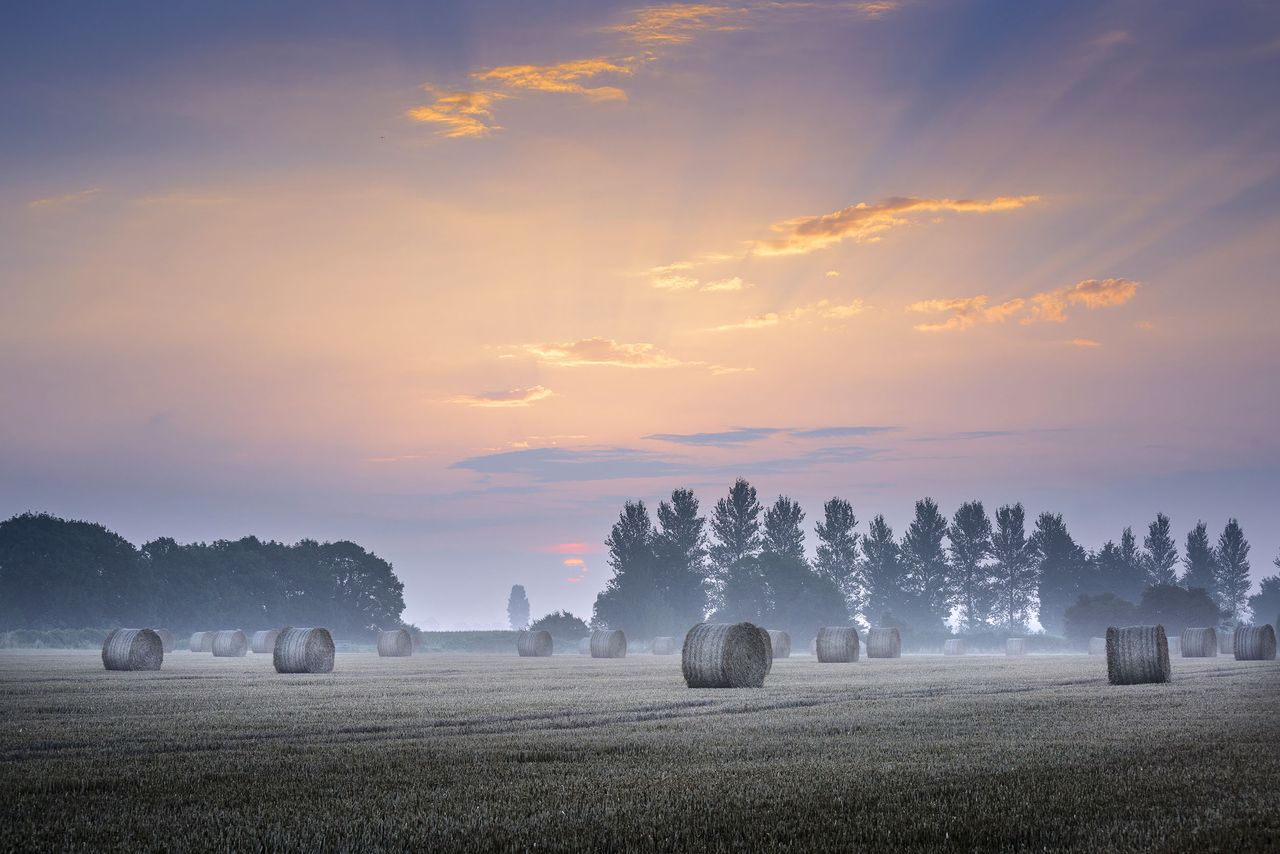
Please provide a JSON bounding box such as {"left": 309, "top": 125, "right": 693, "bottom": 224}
{"left": 709, "top": 298, "right": 866, "bottom": 332}
{"left": 447, "top": 385, "right": 554, "bottom": 408}
{"left": 405, "top": 89, "right": 508, "bottom": 137}
{"left": 910, "top": 278, "right": 1140, "bottom": 332}
{"left": 520, "top": 337, "right": 685, "bottom": 368}
{"left": 472, "top": 58, "right": 632, "bottom": 101}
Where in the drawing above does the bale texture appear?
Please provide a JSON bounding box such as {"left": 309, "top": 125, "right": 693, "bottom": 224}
{"left": 273, "top": 627, "right": 335, "bottom": 673}
{"left": 189, "top": 631, "right": 213, "bottom": 653}
{"left": 1218, "top": 631, "right": 1235, "bottom": 655}
{"left": 1180, "top": 627, "right": 1217, "bottom": 658}
{"left": 943, "top": 639, "right": 966, "bottom": 656}
{"left": 1006, "top": 638, "right": 1027, "bottom": 656}
{"left": 1233, "top": 624, "right": 1277, "bottom": 661}
{"left": 516, "top": 629, "right": 553, "bottom": 657}
{"left": 652, "top": 636, "right": 677, "bottom": 656}
{"left": 151, "top": 628, "right": 176, "bottom": 653}
{"left": 102, "top": 628, "right": 164, "bottom": 671}
{"left": 211, "top": 630, "right": 248, "bottom": 657}
{"left": 590, "top": 629, "right": 627, "bottom": 658}
{"left": 1088, "top": 637, "right": 1106, "bottom": 656}
{"left": 867, "top": 627, "right": 901, "bottom": 659}
{"left": 816, "top": 626, "right": 861, "bottom": 662}
{"left": 1106, "top": 625, "right": 1171, "bottom": 685}
{"left": 682, "top": 622, "right": 770, "bottom": 688}
{"left": 577, "top": 637, "right": 591, "bottom": 655}
{"left": 377, "top": 629, "right": 413, "bottom": 657}
{"left": 251, "top": 629, "right": 281, "bottom": 655}
{"left": 766, "top": 630, "right": 791, "bottom": 659}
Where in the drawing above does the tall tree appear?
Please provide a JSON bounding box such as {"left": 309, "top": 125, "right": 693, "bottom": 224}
{"left": 709, "top": 479, "right": 766, "bottom": 622}
{"left": 762, "top": 496, "right": 806, "bottom": 561}
{"left": 653, "top": 488, "right": 710, "bottom": 630}
{"left": 759, "top": 495, "right": 846, "bottom": 636}
{"left": 507, "top": 584, "right": 530, "bottom": 630}
{"left": 860, "top": 515, "right": 905, "bottom": 625}
{"left": 1245, "top": 566, "right": 1280, "bottom": 631}
{"left": 1093, "top": 536, "right": 1145, "bottom": 603}
{"left": 593, "top": 501, "right": 670, "bottom": 636}
{"left": 900, "top": 498, "right": 951, "bottom": 631}
{"left": 1213, "top": 519, "right": 1251, "bottom": 626}
{"left": 947, "top": 500, "right": 993, "bottom": 632}
{"left": 814, "top": 498, "right": 862, "bottom": 619}
{"left": 989, "top": 504, "right": 1037, "bottom": 633}
{"left": 1119, "top": 527, "right": 1144, "bottom": 583}
{"left": 1142, "top": 513, "right": 1179, "bottom": 587}
{"left": 1181, "top": 521, "right": 1218, "bottom": 597}
{"left": 1031, "top": 512, "right": 1089, "bottom": 636}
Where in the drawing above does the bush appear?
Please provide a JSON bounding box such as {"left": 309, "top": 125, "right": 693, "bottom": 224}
{"left": 1064, "top": 594, "right": 1139, "bottom": 647}
{"left": 529, "top": 610, "right": 590, "bottom": 644}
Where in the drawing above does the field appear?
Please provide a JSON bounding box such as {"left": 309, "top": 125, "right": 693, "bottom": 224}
{"left": 2, "top": 650, "right": 1277, "bottom": 851}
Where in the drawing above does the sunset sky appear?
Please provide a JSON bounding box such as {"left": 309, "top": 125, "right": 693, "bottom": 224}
{"left": 3, "top": 1, "right": 1278, "bottom": 628}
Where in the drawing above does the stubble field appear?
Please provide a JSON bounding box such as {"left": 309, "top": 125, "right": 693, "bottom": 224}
{"left": 1, "top": 649, "right": 1277, "bottom": 851}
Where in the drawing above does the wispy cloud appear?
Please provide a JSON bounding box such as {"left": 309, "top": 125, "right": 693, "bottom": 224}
{"left": 648, "top": 270, "right": 752, "bottom": 292}
{"left": 790, "top": 425, "right": 898, "bottom": 439}
{"left": 405, "top": 88, "right": 508, "bottom": 137}
{"left": 1070, "top": 337, "right": 1103, "bottom": 348}
{"left": 645, "top": 427, "right": 785, "bottom": 447}
{"left": 446, "top": 385, "right": 554, "bottom": 408}
{"left": 909, "top": 278, "right": 1139, "bottom": 332}
{"left": 473, "top": 58, "right": 632, "bottom": 101}
{"left": 709, "top": 298, "right": 866, "bottom": 332}
{"left": 602, "top": 4, "right": 745, "bottom": 45}
{"left": 908, "top": 296, "right": 1025, "bottom": 332}
{"left": 26, "top": 187, "right": 102, "bottom": 212}
{"left": 520, "top": 337, "right": 684, "bottom": 368}
{"left": 1022, "top": 278, "right": 1140, "bottom": 324}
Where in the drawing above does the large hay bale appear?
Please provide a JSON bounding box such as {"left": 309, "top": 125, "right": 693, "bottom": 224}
{"left": 943, "top": 638, "right": 966, "bottom": 656}
{"left": 1218, "top": 630, "right": 1235, "bottom": 654}
{"left": 816, "top": 626, "right": 860, "bottom": 662}
{"left": 211, "top": 629, "right": 248, "bottom": 657}
{"left": 682, "top": 622, "right": 770, "bottom": 688}
{"left": 766, "top": 630, "right": 791, "bottom": 659}
{"left": 1006, "top": 638, "right": 1027, "bottom": 656}
{"left": 517, "top": 629, "right": 553, "bottom": 657}
{"left": 578, "top": 637, "right": 591, "bottom": 656}
{"left": 151, "top": 628, "right": 176, "bottom": 653}
{"left": 189, "top": 631, "right": 214, "bottom": 653}
{"left": 867, "top": 627, "right": 901, "bottom": 659}
{"left": 250, "top": 629, "right": 280, "bottom": 655}
{"left": 1181, "top": 627, "right": 1217, "bottom": 658}
{"left": 377, "top": 628, "right": 413, "bottom": 657}
{"left": 1088, "top": 637, "right": 1106, "bottom": 656}
{"left": 1233, "top": 624, "right": 1277, "bottom": 661}
{"left": 102, "top": 628, "right": 164, "bottom": 671}
{"left": 1106, "top": 625, "right": 1171, "bottom": 685}
{"left": 652, "top": 636, "right": 677, "bottom": 655}
{"left": 273, "top": 627, "right": 335, "bottom": 673}
{"left": 590, "top": 629, "right": 627, "bottom": 658}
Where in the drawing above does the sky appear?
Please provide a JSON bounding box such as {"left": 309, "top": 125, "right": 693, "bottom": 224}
{"left": 2, "top": 0, "right": 1279, "bottom": 629}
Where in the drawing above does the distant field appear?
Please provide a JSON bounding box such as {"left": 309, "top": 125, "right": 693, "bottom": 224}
{"left": 2, "top": 650, "right": 1276, "bottom": 851}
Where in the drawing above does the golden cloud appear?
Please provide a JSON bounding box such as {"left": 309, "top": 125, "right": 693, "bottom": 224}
{"left": 521, "top": 337, "right": 685, "bottom": 368}
{"left": 911, "top": 279, "right": 1139, "bottom": 332}
{"left": 603, "top": 4, "right": 744, "bottom": 44}
{"left": 447, "top": 385, "right": 554, "bottom": 408}
{"left": 710, "top": 299, "right": 865, "bottom": 332}
{"left": 473, "top": 58, "right": 632, "bottom": 101}
{"left": 1070, "top": 338, "right": 1103, "bottom": 348}
{"left": 405, "top": 88, "right": 508, "bottom": 137}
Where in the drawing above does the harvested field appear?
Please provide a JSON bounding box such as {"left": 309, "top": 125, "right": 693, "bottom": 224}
{"left": 1, "top": 651, "right": 1276, "bottom": 851}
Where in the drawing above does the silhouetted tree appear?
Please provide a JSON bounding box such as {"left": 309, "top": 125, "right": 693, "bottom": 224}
{"left": 1093, "top": 538, "right": 1145, "bottom": 603}
{"left": 814, "top": 498, "right": 862, "bottom": 619}
{"left": 861, "top": 515, "right": 905, "bottom": 626}
{"left": 1213, "top": 519, "right": 1251, "bottom": 626}
{"left": 1063, "top": 593, "right": 1138, "bottom": 645}
{"left": 528, "top": 609, "right": 589, "bottom": 643}
{"left": 709, "top": 479, "right": 766, "bottom": 622}
{"left": 1119, "top": 526, "right": 1144, "bottom": 585}
{"left": 948, "top": 500, "right": 993, "bottom": 632}
{"left": 1246, "top": 567, "right": 1280, "bottom": 631}
{"left": 900, "top": 498, "right": 951, "bottom": 631}
{"left": 593, "top": 501, "right": 671, "bottom": 636}
{"left": 1181, "top": 521, "right": 1217, "bottom": 598}
{"left": 1032, "top": 512, "right": 1089, "bottom": 636}
{"left": 654, "top": 488, "right": 710, "bottom": 630}
{"left": 1138, "top": 584, "right": 1220, "bottom": 637}
{"left": 759, "top": 496, "right": 846, "bottom": 637}
{"left": 1142, "top": 513, "right": 1179, "bottom": 587}
{"left": 989, "top": 504, "right": 1037, "bottom": 633}
{"left": 507, "top": 584, "right": 530, "bottom": 630}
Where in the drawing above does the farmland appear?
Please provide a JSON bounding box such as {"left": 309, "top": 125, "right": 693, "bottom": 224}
{"left": 2, "top": 650, "right": 1277, "bottom": 851}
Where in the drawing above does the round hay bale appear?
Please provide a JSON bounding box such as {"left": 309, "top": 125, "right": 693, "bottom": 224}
{"left": 577, "top": 637, "right": 591, "bottom": 656}
{"left": 517, "top": 629, "right": 553, "bottom": 657}
{"left": 682, "top": 622, "right": 770, "bottom": 688}
{"left": 766, "top": 630, "right": 791, "bottom": 659}
{"left": 273, "top": 627, "right": 335, "bottom": 673}
{"left": 250, "top": 629, "right": 280, "bottom": 655}
{"left": 1088, "top": 637, "right": 1106, "bottom": 656}
{"left": 102, "top": 628, "right": 164, "bottom": 671}
{"left": 377, "top": 628, "right": 413, "bottom": 657}
{"left": 943, "top": 638, "right": 966, "bottom": 656}
{"left": 151, "top": 628, "right": 176, "bottom": 653}
{"left": 1180, "top": 627, "right": 1217, "bottom": 658}
{"left": 1106, "top": 625, "right": 1171, "bottom": 685}
{"left": 189, "top": 631, "right": 214, "bottom": 653}
{"left": 1006, "top": 638, "right": 1027, "bottom": 656}
{"left": 1217, "top": 630, "right": 1235, "bottom": 655}
{"left": 652, "top": 636, "right": 677, "bottom": 655}
{"left": 211, "top": 630, "right": 248, "bottom": 657}
{"left": 590, "top": 629, "right": 627, "bottom": 658}
{"left": 867, "top": 627, "right": 901, "bottom": 659}
{"left": 1233, "top": 624, "right": 1277, "bottom": 661}
{"left": 816, "top": 626, "right": 860, "bottom": 662}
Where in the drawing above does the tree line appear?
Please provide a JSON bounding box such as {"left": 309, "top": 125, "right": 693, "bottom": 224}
{"left": 0, "top": 513, "right": 406, "bottom": 638}
{"left": 591, "top": 479, "right": 1280, "bottom": 644}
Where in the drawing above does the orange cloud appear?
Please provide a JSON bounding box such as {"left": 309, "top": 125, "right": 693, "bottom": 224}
{"left": 603, "top": 4, "right": 744, "bottom": 44}
{"left": 521, "top": 337, "right": 684, "bottom": 368}
{"left": 473, "top": 58, "right": 632, "bottom": 101}
{"left": 405, "top": 88, "right": 508, "bottom": 137}
{"left": 908, "top": 296, "right": 1026, "bottom": 332}
{"left": 446, "top": 385, "right": 553, "bottom": 408}
{"left": 710, "top": 299, "right": 865, "bottom": 332}
{"left": 563, "top": 558, "right": 587, "bottom": 568}
{"left": 1023, "top": 278, "right": 1140, "bottom": 324}
{"left": 543, "top": 542, "right": 593, "bottom": 555}
{"left": 1070, "top": 338, "right": 1103, "bottom": 348}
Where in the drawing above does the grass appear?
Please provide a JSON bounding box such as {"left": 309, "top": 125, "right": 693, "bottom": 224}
{"left": 1, "top": 651, "right": 1276, "bottom": 851}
